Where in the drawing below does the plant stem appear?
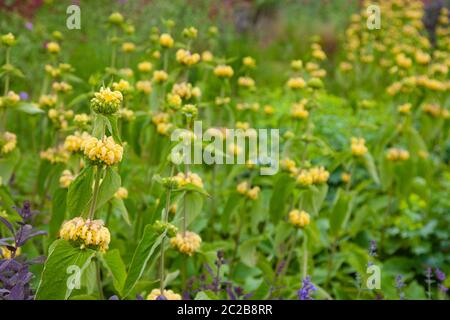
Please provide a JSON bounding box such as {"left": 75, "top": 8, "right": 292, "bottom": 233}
{"left": 95, "top": 258, "right": 105, "bottom": 300}
{"left": 159, "top": 183, "right": 172, "bottom": 294}
{"left": 302, "top": 233, "right": 308, "bottom": 279}
{"left": 4, "top": 48, "right": 10, "bottom": 95}
{"left": 88, "top": 166, "right": 103, "bottom": 220}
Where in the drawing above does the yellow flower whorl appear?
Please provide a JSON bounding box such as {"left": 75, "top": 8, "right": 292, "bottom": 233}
{"left": 0, "top": 131, "right": 17, "bottom": 154}
{"left": 146, "top": 289, "right": 181, "bottom": 300}
{"left": 170, "top": 231, "right": 201, "bottom": 256}
{"left": 64, "top": 131, "right": 91, "bottom": 153}
{"left": 83, "top": 136, "right": 123, "bottom": 166}
{"left": 59, "top": 217, "right": 111, "bottom": 253}
{"left": 90, "top": 87, "right": 123, "bottom": 115}
{"left": 289, "top": 210, "right": 310, "bottom": 228}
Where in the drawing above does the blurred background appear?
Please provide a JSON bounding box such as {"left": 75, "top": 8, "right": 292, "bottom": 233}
{"left": 0, "top": 0, "right": 448, "bottom": 91}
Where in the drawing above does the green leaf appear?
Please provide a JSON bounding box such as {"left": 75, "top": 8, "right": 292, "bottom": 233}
{"left": 301, "top": 184, "right": 328, "bottom": 215}
{"left": 329, "top": 189, "right": 355, "bottom": 237}
{"left": 111, "top": 197, "right": 130, "bottom": 225}
{"left": 221, "top": 192, "right": 243, "bottom": 233}
{"left": 16, "top": 103, "right": 44, "bottom": 114}
{"left": 67, "top": 166, "right": 94, "bottom": 216}
{"left": 106, "top": 115, "right": 122, "bottom": 144}
{"left": 103, "top": 249, "right": 127, "bottom": 296}
{"left": 176, "top": 191, "right": 203, "bottom": 229}
{"left": 238, "top": 237, "right": 261, "bottom": 267}
{"left": 194, "top": 290, "right": 219, "bottom": 300}
{"left": 92, "top": 114, "right": 108, "bottom": 139}
{"left": 68, "top": 92, "right": 91, "bottom": 108}
{"left": 0, "top": 185, "right": 16, "bottom": 216}
{"left": 363, "top": 152, "right": 380, "bottom": 185}
{"left": 49, "top": 188, "right": 68, "bottom": 238}
{"left": 269, "top": 173, "right": 295, "bottom": 223}
{"left": 35, "top": 239, "right": 96, "bottom": 300}
{"left": 69, "top": 295, "right": 98, "bottom": 300}
{"left": 0, "top": 148, "right": 20, "bottom": 183}
{"left": 122, "top": 225, "right": 164, "bottom": 297}
{"left": 96, "top": 167, "right": 121, "bottom": 210}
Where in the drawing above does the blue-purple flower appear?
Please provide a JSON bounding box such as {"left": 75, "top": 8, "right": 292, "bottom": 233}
{"left": 298, "top": 276, "right": 317, "bottom": 300}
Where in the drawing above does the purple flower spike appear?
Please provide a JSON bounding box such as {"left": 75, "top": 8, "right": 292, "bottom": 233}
{"left": 297, "top": 276, "right": 317, "bottom": 300}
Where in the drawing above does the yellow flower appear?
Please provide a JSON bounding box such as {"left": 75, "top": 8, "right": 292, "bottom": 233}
{"left": 291, "top": 60, "right": 303, "bottom": 70}
{"left": 136, "top": 80, "right": 152, "bottom": 94}
{"left": 0, "top": 131, "right": 17, "bottom": 154}
{"left": 415, "top": 51, "right": 430, "bottom": 64}
{"left": 214, "top": 65, "right": 234, "bottom": 78}
{"left": 246, "top": 186, "right": 260, "bottom": 200}
{"left": 422, "top": 103, "right": 446, "bottom": 118}
{"left": 108, "top": 12, "right": 124, "bottom": 25}
{"left": 74, "top": 113, "right": 90, "bottom": 126}
{"left": 59, "top": 217, "right": 111, "bottom": 253}
{"left": 398, "top": 103, "right": 412, "bottom": 114}
{"left": 291, "top": 102, "right": 309, "bottom": 119}
{"left": 83, "top": 136, "right": 123, "bottom": 166}
{"left": 52, "top": 81, "right": 73, "bottom": 93}
{"left": 40, "top": 146, "right": 70, "bottom": 164}
{"left": 4, "top": 91, "right": 20, "bottom": 106}
{"left": 146, "top": 289, "right": 181, "bottom": 300}
{"left": 351, "top": 137, "right": 368, "bottom": 157}
{"left": 166, "top": 93, "right": 182, "bottom": 109}
{"left": 156, "top": 122, "right": 172, "bottom": 136}
{"left": 191, "top": 87, "right": 201, "bottom": 98}
{"left": 39, "top": 94, "right": 57, "bottom": 108}
{"left": 182, "top": 26, "right": 198, "bottom": 39}
{"left": 386, "top": 148, "right": 410, "bottom": 162}
{"left": 115, "top": 187, "right": 128, "bottom": 200}
{"left": 121, "top": 42, "right": 135, "bottom": 53}
{"left": 201, "top": 50, "right": 214, "bottom": 62}
{"left": 339, "top": 61, "right": 353, "bottom": 72}
{"left": 289, "top": 210, "right": 310, "bottom": 228}
{"left": 91, "top": 87, "right": 123, "bottom": 114}
{"left": 170, "top": 231, "right": 201, "bottom": 256}
{"left": 153, "top": 70, "right": 168, "bottom": 83}
{"left": 280, "top": 158, "right": 297, "bottom": 174}
{"left": 59, "top": 170, "right": 75, "bottom": 188}
{"left": 112, "top": 79, "right": 132, "bottom": 94}
{"left": 173, "top": 172, "right": 204, "bottom": 189}
{"left": 118, "top": 108, "right": 135, "bottom": 121}
{"left": 396, "top": 53, "right": 412, "bottom": 69}
{"left": 1, "top": 33, "right": 16, "bottom": 46}
{"left": 287, "top": 77, "right": 306, "bottom": 89}
{"left": 152, "top": 50, "right": 161, "bottom": 59}
{"left": 236, "top": 181, "right": 249, "bottom": 195}
{"left": 238, "top": 76, "right": 255, "bottom": 88}
{"left": 296, "top": 167, "right": 329, "bottom": 186}
{"left": 64, "top": 131, "right": 91, "bottom": 153}
{"left": 159, "top": 33, "right": 174, "bottom": 48}
{"left": 176, "top": 49, "right": 200, "bottom": 66}
{"left": 0, "top": 246, "right": 20, "bottom": 259}
{"left": 172, "top": 82, "right": 193, "bottom": 99}
{"left": 341, "top": 172, "right": 351, "bottom": 183}
{"left": 263, "top": 105, "right": 275, "bottom": 115}
{"left": 312, "top": 49, "right": 326, "bottom": 61}
{"left": 243, "top": 56, "right": 256, "bottom": 68}
{"left": 47, "top": 41, "right": 60, "bottom": 54}
{"left": 138, "top": 61, "right": 153, "bottom": 73}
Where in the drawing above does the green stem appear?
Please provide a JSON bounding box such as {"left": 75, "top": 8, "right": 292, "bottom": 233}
{"left": 88, "top": 166, "right": 103, "bottom": 220}
{"left": 95, "top": 258, "right": 105, "bottom": 300}
{"left": 159, "top": 183, "right": 172, "bottom": 294}
{"left": 4, "top": 47, "right": 11, "bottom": 96}
{"left": 302, "top": 233, "right": 308, "bottom": 279}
